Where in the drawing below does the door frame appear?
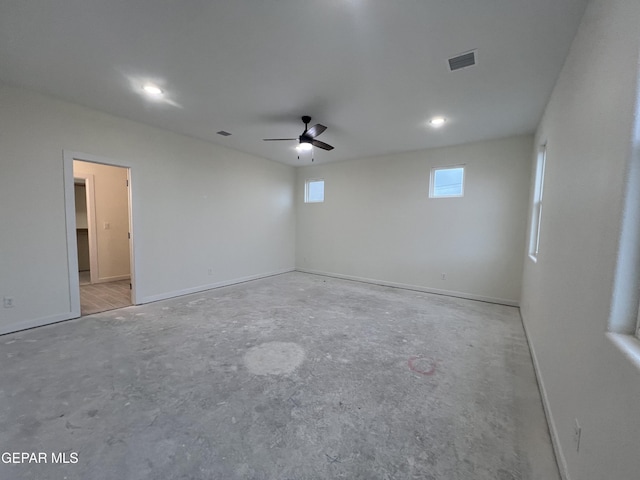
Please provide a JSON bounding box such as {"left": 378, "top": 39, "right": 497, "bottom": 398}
{"left": 73, "top": 174, "right": 99, "bottom": 284}
{"left": 63, "top": 150, "right": 137, "bottom": 317}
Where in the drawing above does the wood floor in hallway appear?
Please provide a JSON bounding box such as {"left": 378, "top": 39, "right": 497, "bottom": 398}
{"left": 80, "top": 278, "right": 131, "bottom": 315}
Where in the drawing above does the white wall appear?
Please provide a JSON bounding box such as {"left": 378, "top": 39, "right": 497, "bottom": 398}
{"left": 0, "top": 84, "right": 295, "bottom": 334}
{"left": 296, "top": 135, "right": 533, "bottom": 305}
{"left": 520, "top": 0, "right": 640, "bottom": 478}
{"left": 74, "top": 161, "right": 130, "bottom": 282}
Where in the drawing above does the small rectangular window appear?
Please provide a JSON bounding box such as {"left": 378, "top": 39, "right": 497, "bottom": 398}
{"left": 430, "top": 166, "right": 465, "bottom": 198}
{"left": 529, "top": 145, "right": 547, "bottom": 261}
{"left": 305, "top": 179, "right": 324, "bottom": 203}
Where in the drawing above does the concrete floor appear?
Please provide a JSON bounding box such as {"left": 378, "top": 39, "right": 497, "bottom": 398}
{"left": 0, "top": 272, "right": 559, "bottom": 480}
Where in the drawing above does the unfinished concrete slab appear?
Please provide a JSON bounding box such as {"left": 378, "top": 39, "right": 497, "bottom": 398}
{"left": 0, "top": 272, "right": 559, "bottom": 479}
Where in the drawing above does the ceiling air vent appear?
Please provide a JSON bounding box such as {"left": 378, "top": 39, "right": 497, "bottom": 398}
{"left": 448, "top": 51, "right": 476, "bottom": 71}
{"left": 216, "top": 130, "right": 232, "bottom": 136}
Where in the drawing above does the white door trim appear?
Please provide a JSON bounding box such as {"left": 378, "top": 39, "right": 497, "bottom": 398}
{"left": 63, "top": 153, "right": 81, "bottom": 319}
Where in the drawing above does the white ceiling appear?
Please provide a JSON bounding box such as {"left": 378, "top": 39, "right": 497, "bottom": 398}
{"left": 0, "top": 0, "right": 588, "bottom": 166}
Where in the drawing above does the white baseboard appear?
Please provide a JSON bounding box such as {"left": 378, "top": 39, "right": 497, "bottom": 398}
{"left": 295, "top": 268, "right": 519, "bottom": 307}
{"left": 1, "top": 269, "right": 294, "bottom": 336}
{"left": 94, "top": 274, "right": 130, "bottom": 284}
{"left": 137, "top": 268, "right": 295, "bottom": 304}
{"left": 520, "top": 311, "right": 570, "bottom": 480}
{"left": 0, "top": 312, "right": 79, "bottom": 336}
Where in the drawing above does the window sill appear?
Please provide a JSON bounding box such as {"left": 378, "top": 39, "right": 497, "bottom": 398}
{"left": 607, "top": 333, "right": 640, "bottom": 372}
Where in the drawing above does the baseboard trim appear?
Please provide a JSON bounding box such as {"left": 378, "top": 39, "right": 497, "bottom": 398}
{"left": 295, "top": 268, "right": 519, "bottom": 307}
{"left": 93, "top": 275, "right": 131, "bottom": 285}
{"left": 0, "top": 312, "right": 79, "bottom": 336}
{"left": 1, "top": 269, "right": 294, "bottom": 336}
{"left": 93, "top": 274, "right": 130, "bottom": 284}
{"left": 137, "top": 268, "right": 295, "bottom": 305}
{"left": 520, "top": 310, "right": 570, "bottom": 480}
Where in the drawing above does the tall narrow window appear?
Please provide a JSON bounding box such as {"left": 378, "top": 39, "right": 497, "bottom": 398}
{"left": 529, "top": 145, "right": 547, "bottom": 261}
{"left": 305, "top": 179, "right": 324, "bottom": 203}
{"left": 429, "top": 166, "right": 465, "bottom": 198}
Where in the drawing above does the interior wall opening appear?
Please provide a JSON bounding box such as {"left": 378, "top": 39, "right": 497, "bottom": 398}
{"left": 72, "top": 159, "right": 133, "bottom": 315}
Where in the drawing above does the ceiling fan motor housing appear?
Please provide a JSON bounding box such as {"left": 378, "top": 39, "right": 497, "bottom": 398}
{"left": 300, "top": 115, "right": 313, "bottom": 146}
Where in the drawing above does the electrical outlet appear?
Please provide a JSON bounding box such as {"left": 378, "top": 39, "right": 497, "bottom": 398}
{"left": 573, "top": 418, "right": 581, "bottom": 452}
{"left": 3, "top": 296, "right": 14, "bottom": 308}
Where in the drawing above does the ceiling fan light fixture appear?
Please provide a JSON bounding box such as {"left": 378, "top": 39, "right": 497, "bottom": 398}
{"left": 264, "top": 116, "right": 333, "bottom": 156}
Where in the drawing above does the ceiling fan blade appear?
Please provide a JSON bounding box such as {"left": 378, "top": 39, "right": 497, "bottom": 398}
{"left": 311, "top": 139, "right": 334, "bottom": 151}
{"left": 263, "top": 138, "right": 297, "bottom": 141}
{"left": 306, "top": 124, "right": 327, "bottom": 138}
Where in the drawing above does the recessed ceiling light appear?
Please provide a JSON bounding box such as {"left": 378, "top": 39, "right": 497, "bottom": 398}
{"left": 429, "top": 117, "right": 447, "bottom": 128}
{"left": 142, "top": 84, "right": 163, "bottom": 97}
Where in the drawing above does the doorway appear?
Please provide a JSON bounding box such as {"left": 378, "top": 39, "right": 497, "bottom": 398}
{"left": 71, "top": 157, "right": 134, "bottom": 315}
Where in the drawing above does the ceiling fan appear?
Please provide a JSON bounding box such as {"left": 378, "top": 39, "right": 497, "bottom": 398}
{"left": 263, "top": 115, "right": 334, "bottom": 153}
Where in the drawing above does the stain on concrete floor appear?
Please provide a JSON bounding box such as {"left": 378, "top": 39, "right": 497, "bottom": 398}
{"left": 244, "top": 342, "right": 305, "bottom": 376}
